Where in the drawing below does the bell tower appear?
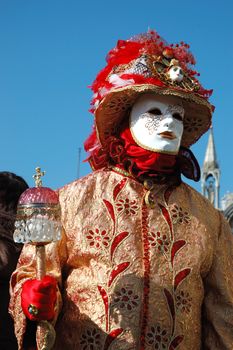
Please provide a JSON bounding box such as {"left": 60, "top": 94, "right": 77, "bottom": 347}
{"left": 201, "top": 127, "right": 220, "bottom": 208}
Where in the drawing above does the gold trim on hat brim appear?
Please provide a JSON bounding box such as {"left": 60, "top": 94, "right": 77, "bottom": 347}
{"left": 95, "top": 84, "right": 212, "bottom": 148}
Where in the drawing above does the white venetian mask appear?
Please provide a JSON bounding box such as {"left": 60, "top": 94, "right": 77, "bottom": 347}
{"left": 168, "top": 65, "right": 184, "bottom": 82}
{"left": 130, "top": 94, "right": 184, "bottom": 154}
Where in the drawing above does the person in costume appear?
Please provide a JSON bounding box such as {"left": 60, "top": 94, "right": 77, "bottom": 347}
{"left": 10, "top": 31, "right": 233, "bottom": 349}
{"left": 0, "top": 172, "right": 28, "bottom": 349}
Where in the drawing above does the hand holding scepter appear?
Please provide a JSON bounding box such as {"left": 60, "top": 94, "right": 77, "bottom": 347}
{"left": 14, "top": 168, "right": 62, "bottom": 350}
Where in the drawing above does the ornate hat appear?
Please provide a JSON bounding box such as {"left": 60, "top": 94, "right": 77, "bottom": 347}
{"left": 90, "top": 30, "right": 213, "bottom": 148}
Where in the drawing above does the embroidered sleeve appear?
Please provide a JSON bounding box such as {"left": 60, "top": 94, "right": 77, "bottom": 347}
{"left": 9, "top": 229, "right": 67, "bottom": 350}
{"left": 202, "top": 213, "right": 233, "bottom": 349}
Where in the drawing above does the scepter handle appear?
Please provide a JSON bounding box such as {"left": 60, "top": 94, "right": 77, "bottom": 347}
{"left": 35, "top": 244, "right": 56, "bottom": 350}
{"left": 36, "top": 245, "right": 46, "bottom": 280}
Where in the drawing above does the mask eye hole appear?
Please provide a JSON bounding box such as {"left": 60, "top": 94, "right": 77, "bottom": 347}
{"left": 173, "top": 113, "right": 183, "bottom": 121}
{"left": 149, "top": 108, "right": 162, "bottom": 115}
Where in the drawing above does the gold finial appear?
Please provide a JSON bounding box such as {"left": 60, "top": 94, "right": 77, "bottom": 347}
{"left": 169, "top": 58, "right": 180, "bottom": 67}
{"left": 33, "top": 167, "right": 45, "bottom": 187}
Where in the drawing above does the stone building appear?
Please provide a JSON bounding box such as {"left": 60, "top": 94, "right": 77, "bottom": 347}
{"left": 201, "top": 128, "right": 233, "bottom": 232}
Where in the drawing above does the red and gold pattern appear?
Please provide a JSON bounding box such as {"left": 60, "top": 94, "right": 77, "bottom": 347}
{"left": 10, "top": 169, "right": 233, "bottom": 349}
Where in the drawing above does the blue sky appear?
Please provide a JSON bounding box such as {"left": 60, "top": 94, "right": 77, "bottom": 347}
{"left": 0, "top": 0, "right": 232, "bottom": 202}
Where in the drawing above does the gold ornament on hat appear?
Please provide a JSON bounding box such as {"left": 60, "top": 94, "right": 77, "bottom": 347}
{"left": 152, "top": 54, "right": 200, "bottom": 92}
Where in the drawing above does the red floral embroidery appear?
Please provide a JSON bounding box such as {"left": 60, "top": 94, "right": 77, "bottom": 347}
{"left": 86, "top": 228, "right": 111, "bottom": 249}
{"left": 146, "top": 325, "right": 169, "bottom": 349}
{"left": 148, "top": 231, "right": 170, "bottom": 253}
{"left": 116, "top": 198, "right": 139, "bottom": 215}
{"left": 113, "top": 287, "right": 139, "bottom": 311}
{"left": 97, "top": 286, "right": 109, "bottom": 331}
{"left": 171, "top": 240, "right": 186, "bottom": 267}
{"left": 103, "top": 328, "right": 123, "bottom": 350}
{"left": 103, "top": 199, "right": 115, "bottom": 223}
{"left": 171, "top": 204, "right": 191, "bottom": 224}
{"left": 113, "top": 178, "right": 127, "bottom": 200}
{"left": 176, "top": 290, "right": 192, "bottom": 314}
{"left": 145, "top": 187, "right": 190, "bottom": 349}
{"left": 80, "top": 327, "right": 102, "bottom": 350}
{"left": 108, "top": 262, "right": 130, "bottom": 287}
{"left": 174, "top": 268, "right": 191, "bottom": 291}
{"left": 110, "top": 231, "right": 129, "bottom": 261}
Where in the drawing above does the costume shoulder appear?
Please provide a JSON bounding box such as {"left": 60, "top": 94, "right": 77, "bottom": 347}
{"left": 180, "top": 181, "right": 223, "bottom": 227}
{"left": 57, "top": 168, "right": 126, "bottom": 209}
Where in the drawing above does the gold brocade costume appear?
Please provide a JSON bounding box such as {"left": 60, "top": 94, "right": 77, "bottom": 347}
{"left": 10, "top": 169, "right": 233, "bottom": 349}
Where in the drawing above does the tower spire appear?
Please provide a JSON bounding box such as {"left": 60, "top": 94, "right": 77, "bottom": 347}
{"left": 203, "top": 126, "right": 219, "bottom": 172}
{"left": 201, "top": 127, "right": 220, "bottom": 208}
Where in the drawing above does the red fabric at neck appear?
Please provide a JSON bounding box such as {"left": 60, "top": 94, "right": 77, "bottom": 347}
{"left": 120, "top": 126, "right": 177, "bottom": 174}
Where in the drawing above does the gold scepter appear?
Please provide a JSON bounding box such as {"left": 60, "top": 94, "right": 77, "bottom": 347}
{"left": 14, "top": 167, "right": 62, "bottom": 350}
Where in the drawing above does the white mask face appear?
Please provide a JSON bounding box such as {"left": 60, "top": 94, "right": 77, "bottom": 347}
{"left": 130, "top": 94, "right": 184, "bottom": 154}
{"left": 168, "top": 65, "right": 184, "bottom": 82}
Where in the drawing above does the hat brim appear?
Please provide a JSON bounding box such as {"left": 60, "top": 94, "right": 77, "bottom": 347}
{"left": 95, "top": 84, "right": 212, "bottom": 148}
